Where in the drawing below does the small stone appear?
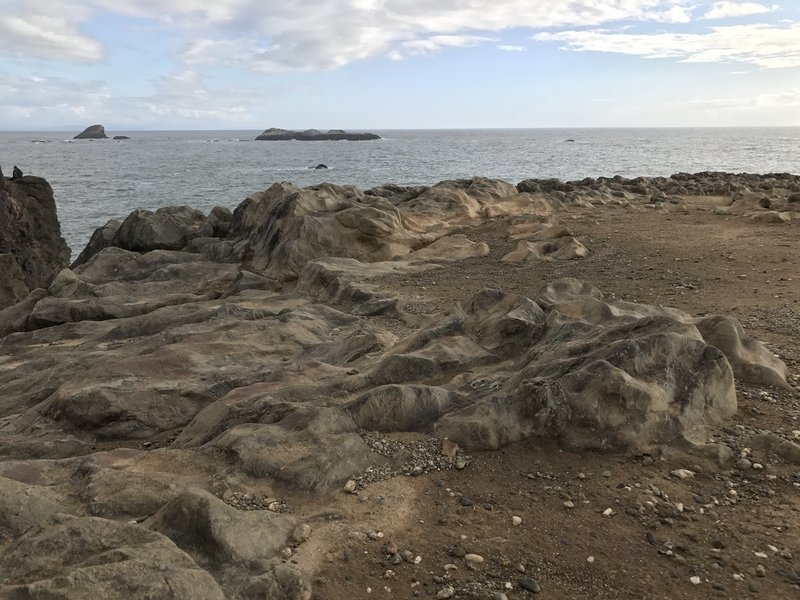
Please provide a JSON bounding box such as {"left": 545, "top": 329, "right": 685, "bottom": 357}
{"left": 690, "top": 576, "right": 702, "bottom": 585}
{"left": 601, "top": 470, "right": 611, "bottom": 478}
{"left": 441, "top": 438, "right": 459, "bottom": 458}
{"left": 493, "top": 594, "right": 509, "bottom": 600}
{"left": 455, "top": 458, "right": 468, "bottom": 470}
{"left": 733, "top": 574, "right": 745, "bottom": 582}
{"left": 401, "top": 550, "right": 414, "bottom": 563}
{"left": 437, "top": 586, "right": 455, "bottom": 599}
{"left": 587, "top": 556, "right": 595, "bottom": 563}
{"left": 602, "top": 508, "right": 613, "bottom": 517}
{"left": 512, "top": 515, "right": 523, "bottom": 527}
{"left": 518, "top": 578, "right": 541, "bottom": 593}
{"left": 343, "top": 480, "right": 357, "bottom": 494}
{"left": 411, "top": 466, "right": 423, "bottom": 476}
{"left": 752, "top": 463, "right": 764, "bottom": 470}
{"left": 459, "top": 496, "right": 474, "bottom": 507}
{"left": 563, "top": 501, "right": 575, "bottom": 509}
{"left": 756, "top": 564, "right": 766, "bottom": 577}
{"left": 671, "top": 469, "right": 695, "bottom": 479}
{"left": 465, "top": 553, "right": 484, "bottom": 564}
{"left": 292, "top": 523, "right": 312, "bottom": 543}
{"left": 736, "top": 458, "right": 753, "bottom": 470}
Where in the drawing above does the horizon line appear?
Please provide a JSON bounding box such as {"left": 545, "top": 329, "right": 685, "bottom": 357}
{"left": 2, "top": 125, "right": 800, "bottom": 133}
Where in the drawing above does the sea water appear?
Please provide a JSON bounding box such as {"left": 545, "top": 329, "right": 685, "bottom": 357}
{"left": 1, "top": 127, "right": 798, "bottom": 257}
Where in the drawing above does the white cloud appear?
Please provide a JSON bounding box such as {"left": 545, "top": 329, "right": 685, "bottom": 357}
{"left": 645, "top": 5, "right": 694, "bottom": 23}
{"left": 498, "top": 45, "right": 525, "bottom": 52}
{"left": 535, "top": 23, "right": 800, "bottom": 69}
{"left": 402, "top": 35, "right": 494, "bottom": 55}
{"left": 0, "top": 1, "right": 102, "bottom": 61}
{"left": 669, "top": 89, "right": 800, "bottom": 112}
{"left": 0, "top": 1, "right": 718, "bottom": 69}
{"left": 0, "top": 71, "right": 260, "bottom": 127}
{"left": 702, "top": 2, "right": 779, "bottom": 20}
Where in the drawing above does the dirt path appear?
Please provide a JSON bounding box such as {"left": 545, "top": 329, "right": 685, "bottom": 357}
{"left": 308, "top": 204, "right": 800, "bottom": 599}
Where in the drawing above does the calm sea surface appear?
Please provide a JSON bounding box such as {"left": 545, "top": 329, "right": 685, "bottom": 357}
{"left": 1, "top": 128, "right": 798, "bottom": 257}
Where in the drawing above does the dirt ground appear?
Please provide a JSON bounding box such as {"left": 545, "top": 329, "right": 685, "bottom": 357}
{"left": 283, "top": 199, "right": 800, "bottom": 599}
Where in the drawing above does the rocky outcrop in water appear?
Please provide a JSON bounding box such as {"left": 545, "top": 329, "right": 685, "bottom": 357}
{"left": 0, "top": 173, "right": 794, "bottom": 598}
{"left": 255, "top": 128, "right": 380, "bottom": 141}
{"left": 74, "top": 124, "right": 109, "bottom": 139}
{"left": 0, "top": 176, "right": 70, "bottom": 308}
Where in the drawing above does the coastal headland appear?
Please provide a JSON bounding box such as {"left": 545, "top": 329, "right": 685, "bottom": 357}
{"left": 0, "top": 172, "right": 798, "bottom": 599}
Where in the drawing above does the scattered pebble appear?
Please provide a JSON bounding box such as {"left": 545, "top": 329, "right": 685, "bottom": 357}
{"left": 670, "top": 469, "right": 695, "bottom": 479}
{"left": 518, "top": 578, "right": 541, "bottom": 593}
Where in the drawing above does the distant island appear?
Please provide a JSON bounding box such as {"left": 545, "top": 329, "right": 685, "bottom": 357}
{"left": 255, "top": 128, "right": 380, "bottom": 141}
{"left": 74, "top": 124, "right": 108, "bottom": 139}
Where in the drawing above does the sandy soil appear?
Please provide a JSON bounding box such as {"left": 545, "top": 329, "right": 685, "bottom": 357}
{"left": 284, "top": 200, "right": 800, "bottom": 599}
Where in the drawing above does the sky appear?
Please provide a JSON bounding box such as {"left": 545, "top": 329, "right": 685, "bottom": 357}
{"left": 0, "top": 0, "right": 798, "bottom": 130}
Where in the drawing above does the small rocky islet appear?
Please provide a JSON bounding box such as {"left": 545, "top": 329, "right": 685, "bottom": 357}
{"left": 0, "top": 170, "right": 799, "bottom": 599}
{"left": 255, "top": 127, "right": 381, "bottom": 141}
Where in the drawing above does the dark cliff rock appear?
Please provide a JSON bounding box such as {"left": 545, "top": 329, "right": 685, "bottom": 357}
{"left": 113, "top": 135, "right": 130, "bottom": 140}
{"left": 0, "top": 176, "right": 70, "bottom": 308}
{"left": 255, "top": 128, "right": 380, "bottom": 141}
{"left": 74, "top": 125, "right": 109, "bottom": 139}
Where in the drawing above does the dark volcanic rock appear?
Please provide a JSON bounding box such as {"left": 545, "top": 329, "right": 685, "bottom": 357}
{"left": 74, "top": 124, "right": 109, "bottom": 139}
{"left": 113, "top": 135, "right": 130, "bottom": 140}
{"left": 0, "top": 176, "right": 70, "bottom": 308}
{"left": 256, "top": 128, "right": 380, "bottom": 141}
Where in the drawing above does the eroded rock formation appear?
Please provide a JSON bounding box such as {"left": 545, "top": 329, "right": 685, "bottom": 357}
{"left": 0, "top": 174, "right": 793, "bottom": 598}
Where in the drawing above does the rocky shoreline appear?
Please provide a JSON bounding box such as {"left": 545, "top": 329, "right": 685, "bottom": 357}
{"left": 0, "top": 172, "right": 798, "bottom": 599}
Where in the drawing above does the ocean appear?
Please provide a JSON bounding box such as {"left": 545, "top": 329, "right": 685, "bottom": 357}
{"left": 1, "top": 127, "right": 799, "bottom": 258}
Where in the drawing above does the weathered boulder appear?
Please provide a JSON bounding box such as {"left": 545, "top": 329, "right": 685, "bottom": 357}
{"left": 507, "top": 222, "right": 572, "bottom": 241}
{"left": 0, "top": 476, "right": 68, "bottom": 538}
{"left": 346, "top": 385, "right": 467, "bottom": 432}
{"left": 74, "top": 124, "right": 109, "bottom": 139}
{"left": 144, "top": 488, "right": 298, "bottom": 566}
{"left": 502, "top": 237, "right": 589, "bottom": 262}
{"left": 0, "top": 515, "right": 225, "bottom": 599}
{"left": 435, "top": 308, "right": 736, "bottom": 452}
{"left": 70, "top": 218, "right": 120, "bottom": 268}
{"left": 0, "top": 176, "right": 70, "bottom": 308}
{"left": 74, "top": 206, "right": 214, "bottom": 265}
{"left": 231, "top": 182, "right": 428, "bottom": 280}
{"left": 213, "top": 425, "right": 380, "bottom": 491}
{"left": 694, "top": 315, "right": 790, "bottom": 389}
{"left": 408, "top": 235, "right": 489, "bottom": 262}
